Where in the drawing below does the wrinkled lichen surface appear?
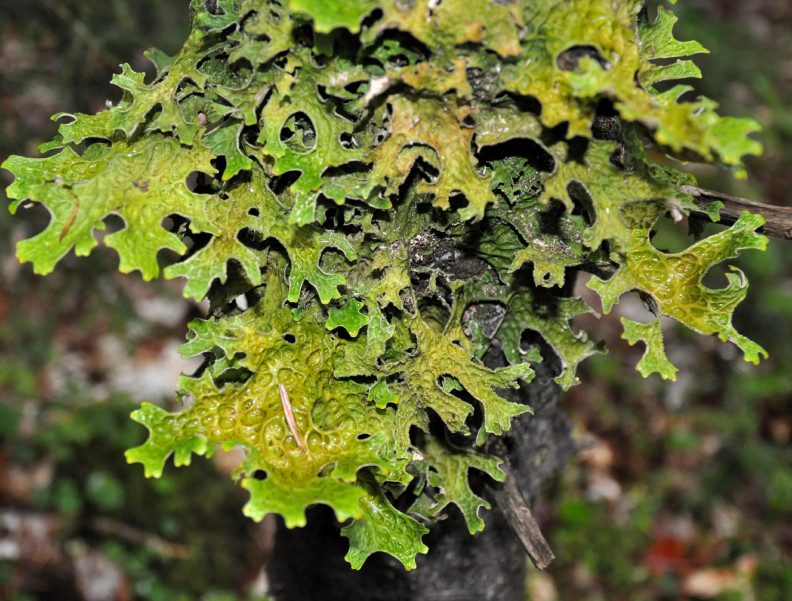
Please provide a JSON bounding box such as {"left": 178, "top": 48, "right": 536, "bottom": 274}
{"left": 3, "top": 0, "right": 767, "bottom": 569}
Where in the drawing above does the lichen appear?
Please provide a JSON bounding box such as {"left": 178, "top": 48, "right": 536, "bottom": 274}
{"left": 3, "top": 0, "right": 766, "bottom": 569}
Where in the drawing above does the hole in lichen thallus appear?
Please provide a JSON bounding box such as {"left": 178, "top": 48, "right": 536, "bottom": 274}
{"left": 281, "top": 112, "right": 317, "bottom": 153}
{"left": 447, "top": 193, "right": 469, "bottom": 214}
{"left": 556, "top": 45, "right": 610, "bottom": 71}
{"left": 649, "top": 213, "right": 694, "bottom": 254}
{"left": 291, "top": 22, "right": 314, "bottom": 48}
{"left": 477, "top": 138, "right": 555, "bottom": 174}
{"left": 186, "top": 170, "right": 218, "bottom": 194}
{"left": 701, "top": 262, "right": 732, "bottom": 290}
{"left": 269, "top": 171, "right": 302, "bottom": 197}
{"left": 462, "top": 301, "right": 507, "bottom": 339}
{"left": 537, "top": 198, "right": 569, "bottom": 236}
{"left": 566, "top": 181, "right": 594, "bottom": 226}
{"left": 520, "top": 329, "right": 561, "bottom": 379}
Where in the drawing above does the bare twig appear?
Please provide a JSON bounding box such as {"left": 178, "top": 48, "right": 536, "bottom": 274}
{"left": 0, "top": 506, "right": 189, "bottom": 560}
{"left": 91, "top": 516, "right": 190, "bottom": 558}
{"left": 491, "top": 467, "right": 555, "bottom": 570}
{"left": 682, "top": 185, "right": 792, "bottom": 240}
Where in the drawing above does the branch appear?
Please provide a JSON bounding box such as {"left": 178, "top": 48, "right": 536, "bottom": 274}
{"left": 491, "top": 466, "right": 555, "bottom": 570}
{"left": 681, "top": 185, "right": 792, "bottom": 240}
{"left": 91, "top": 516, "right": 190, "bottom": 558}
{"left": 0, "top": 506, "right": 189, "bottom": 559}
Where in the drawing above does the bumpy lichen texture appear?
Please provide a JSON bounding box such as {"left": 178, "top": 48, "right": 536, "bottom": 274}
{"left": 3, "top": 0, "right": 768, "bottom": 569}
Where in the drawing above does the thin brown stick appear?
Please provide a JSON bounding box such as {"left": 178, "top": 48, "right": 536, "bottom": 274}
{"left": 491, "top": 466, "right": 555, "bottom": 570}
{"left": 681, "top": 184, "right": 792, "bottom": 240}
{"left": 0, "top": 507, "right": 189, "bottom": 559}
{"left": 91, "top": 516, "right": 190, "bottom": 558}
{"left": 278, "top": 383, "right": 308, "bottom": 452}
{"left": 59, "top": 192, "right": 80, "bottom": 241}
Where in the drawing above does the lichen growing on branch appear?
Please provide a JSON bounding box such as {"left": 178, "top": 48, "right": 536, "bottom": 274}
{"left": 3, "top": 0, "right": 767, "bottom": 569}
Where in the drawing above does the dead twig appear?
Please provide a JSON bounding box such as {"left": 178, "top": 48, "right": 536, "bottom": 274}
{"left": 91, "top": 516, "right": 190, "bottom": 558}
{"left": 0, "top": 506, "right": 189, "bottom": 560}
{"left": 682, "top": 184, "right": 792, "bottom": 240}
{"left": 491, "top": 466, "right": 555, "bottom": 570}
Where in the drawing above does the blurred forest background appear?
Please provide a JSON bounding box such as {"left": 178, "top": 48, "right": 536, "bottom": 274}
{"left": 0, "top": 1, "right": 790, "bottom": 600}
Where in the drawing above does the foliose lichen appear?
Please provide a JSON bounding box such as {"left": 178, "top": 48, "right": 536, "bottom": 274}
{"left": 3, "top": 0, "right": 767, "bottom": 569}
